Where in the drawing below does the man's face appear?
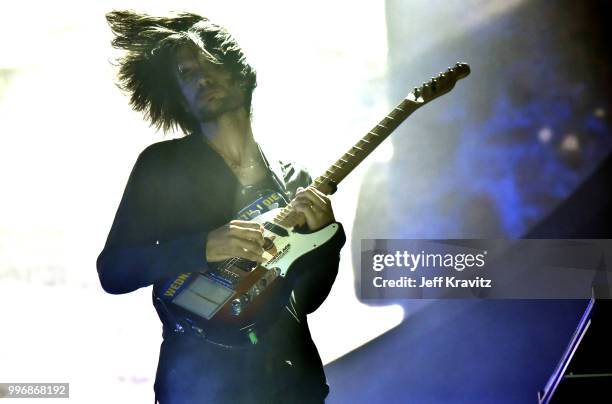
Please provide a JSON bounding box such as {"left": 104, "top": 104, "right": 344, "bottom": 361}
{"left": 174, "top": 45, "right": 246, "bottom": 122}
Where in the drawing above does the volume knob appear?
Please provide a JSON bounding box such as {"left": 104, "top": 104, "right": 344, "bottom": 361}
{"left": 231, "top": 298, "right": 242, "bottom": 316}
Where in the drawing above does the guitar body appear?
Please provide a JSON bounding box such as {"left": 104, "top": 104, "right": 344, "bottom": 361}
{"left": 154, "top": 189, "right": 340, "bottom": 346}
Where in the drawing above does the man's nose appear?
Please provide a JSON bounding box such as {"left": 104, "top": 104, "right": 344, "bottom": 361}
{"left": 197, "top": 74, "right": 213, "bottom": 89}
{"left": 197, "top": 72, "right": 217, "bottom": 89}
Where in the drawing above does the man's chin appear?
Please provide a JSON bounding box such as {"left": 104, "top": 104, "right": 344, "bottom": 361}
{"left": 198, "top": 104, "right": 247, "bottom": 122}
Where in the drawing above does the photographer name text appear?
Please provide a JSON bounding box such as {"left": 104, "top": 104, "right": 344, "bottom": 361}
{"left": 373, "top": 276, "right": 492, "bottom": 288}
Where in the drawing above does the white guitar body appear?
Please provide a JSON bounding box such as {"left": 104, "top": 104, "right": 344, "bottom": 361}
{"left": 154, "top": 205, "right": 340, "bottom": 345}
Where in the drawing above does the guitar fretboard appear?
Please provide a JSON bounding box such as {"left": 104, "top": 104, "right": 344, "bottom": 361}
{"left": 274, "top": 97, "right": 419, "bottom": 228}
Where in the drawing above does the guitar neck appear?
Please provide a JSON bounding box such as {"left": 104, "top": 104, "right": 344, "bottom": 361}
{"left": 313, "top": 97, "right": 419, "bottom": 195}
{"left": 274, "top": 97, "right": 420, "bottom": 228}
{"left": 272, "top": 62, "right": 470, "bottom": 228}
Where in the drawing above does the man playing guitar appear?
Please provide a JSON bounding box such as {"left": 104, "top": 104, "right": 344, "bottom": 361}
{"left": 97, "top": 10, "right": 346, "bottom": 404}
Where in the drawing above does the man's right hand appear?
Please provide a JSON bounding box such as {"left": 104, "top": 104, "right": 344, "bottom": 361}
{"left": 205, "top": 220, "right": 265, "bottom": 263}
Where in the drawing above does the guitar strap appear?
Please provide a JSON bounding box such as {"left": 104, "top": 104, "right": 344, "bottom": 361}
{"left": 254, "top": 142, "right": 292, "bottom": 204}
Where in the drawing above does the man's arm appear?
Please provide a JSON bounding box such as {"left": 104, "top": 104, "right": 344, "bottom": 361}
{"left": 291, "top": 222, "right": 346, "bottom": 315}
{"left": 96, "top": 145, "right": 209, "bottom": 294}
{"left": 282, "top": 166, "right": 346, "bottom": 315}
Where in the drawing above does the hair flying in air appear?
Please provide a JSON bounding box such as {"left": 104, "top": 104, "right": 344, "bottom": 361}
{"left": 106, "top": 10, "right": 257, "bottom": 134}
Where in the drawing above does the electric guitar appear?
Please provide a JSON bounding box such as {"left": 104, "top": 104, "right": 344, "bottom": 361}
{"left": 153, "top": 63, "right": 471, "bottom": 346}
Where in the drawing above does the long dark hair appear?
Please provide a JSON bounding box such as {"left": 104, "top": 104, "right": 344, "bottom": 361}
{"left": 106, "top": 10, "right": 257, "bottom": 134}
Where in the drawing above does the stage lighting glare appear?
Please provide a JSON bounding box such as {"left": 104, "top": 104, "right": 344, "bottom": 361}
{"left": 561, "top": 134, "right": 580, "bottom": 152}
{"left": 537, "top": 126, "right": 553, "bottom": 143}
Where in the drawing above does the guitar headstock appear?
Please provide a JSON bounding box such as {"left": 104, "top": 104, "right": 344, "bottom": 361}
{"left": 407, "top": 62, "right": 470, "bottom": 105}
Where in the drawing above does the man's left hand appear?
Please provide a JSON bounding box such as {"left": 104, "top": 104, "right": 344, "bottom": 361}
{"left": 290, "top": 186, "right": 335, "bottom": 231}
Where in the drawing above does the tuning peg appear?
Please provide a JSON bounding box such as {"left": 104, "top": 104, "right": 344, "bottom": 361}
{"left": 452, "top": 62, "right": 471, "bottom": 78}
{"left": 413, "top": 87, "right": 420, "bottom": 97}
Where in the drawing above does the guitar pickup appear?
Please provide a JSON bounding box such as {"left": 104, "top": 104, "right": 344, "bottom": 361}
{"left": 233, "top": 259, "right": 258, "bottom": 272}
{"left": 264, "top": 222, "right": 288, "bottom": 237}
{"left": 205, "top": 269, "right": 239, "bottom": 288}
